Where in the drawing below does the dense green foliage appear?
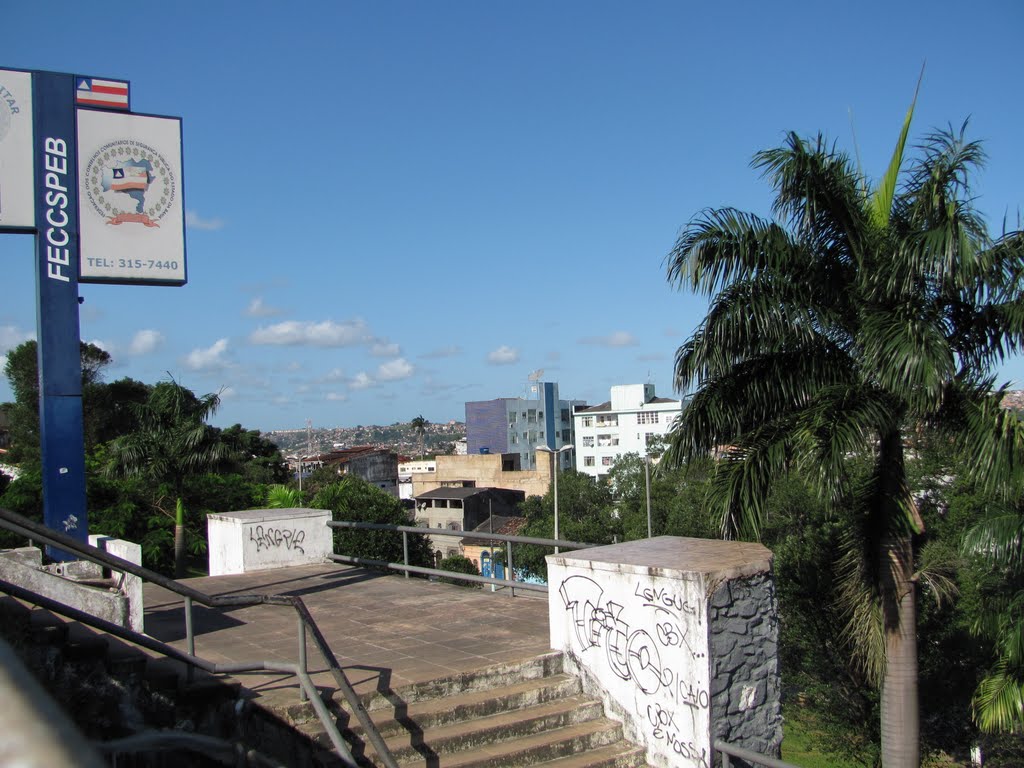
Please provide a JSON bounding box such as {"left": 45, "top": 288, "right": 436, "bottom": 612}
{"left": 437, "top": 554, "right": 480, "bottom": 587}
{"left": 312, "top": 475, "right": 432, "bottom": 569}
{"left": 0, "top": 341, "right": 287, "bottom": 575}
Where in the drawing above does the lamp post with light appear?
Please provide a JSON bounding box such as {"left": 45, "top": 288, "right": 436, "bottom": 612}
{"left": 536, "top": 444, "right": 574, "bottom": 553}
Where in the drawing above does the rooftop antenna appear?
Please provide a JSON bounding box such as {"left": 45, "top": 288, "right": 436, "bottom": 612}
{"left": 528, "top": 369, "right": 544, "bottom": 382}
{"left": 306, "top": 418, "right": 314, "bottom": 459}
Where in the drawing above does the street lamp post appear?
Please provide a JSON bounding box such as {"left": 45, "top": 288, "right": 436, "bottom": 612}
{"left": 536, "top": 444, "right": 574, "bottom": 554}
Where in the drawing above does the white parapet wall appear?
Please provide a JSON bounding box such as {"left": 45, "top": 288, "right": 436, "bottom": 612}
{"left": 547, "top": 536, "right": 782, "bottom": 768}
{"left": 207, "top": 508, "right": 333, "bottom": 576}
{"left": 88, "top": 534, "right": 144, "bottom": 633}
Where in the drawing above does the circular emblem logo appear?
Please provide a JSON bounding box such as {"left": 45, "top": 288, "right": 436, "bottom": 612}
{"left": 83, "top": 139, "right": 176, "bottom": 227}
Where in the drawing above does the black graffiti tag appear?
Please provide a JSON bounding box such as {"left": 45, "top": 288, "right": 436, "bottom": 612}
{"left": 249, "top": 525, "right": 306, "bottom": 554}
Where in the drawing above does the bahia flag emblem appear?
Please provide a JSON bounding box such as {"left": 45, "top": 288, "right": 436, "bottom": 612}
{"left": 75, "top": 77, "right": 130, "bottom": 110}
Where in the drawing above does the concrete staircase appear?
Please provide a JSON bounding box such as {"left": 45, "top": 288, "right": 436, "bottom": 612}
{"left": 277, "top": 652, "right": 649, "bottom": 768}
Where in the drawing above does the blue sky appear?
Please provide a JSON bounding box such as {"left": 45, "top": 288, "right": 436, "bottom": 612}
{"left": 2, "top": 1, "right": 1023, "bottom": 431}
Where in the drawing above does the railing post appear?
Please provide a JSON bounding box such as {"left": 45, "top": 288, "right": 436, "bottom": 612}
{"left": 402, "top": 530, "right": 409, "bottom": 579}
{"left": 298, "top": 615, "right": 308, "bottom": 702}
{"left": 184, "top": 595, "right": 195, "bottom": 683}
{"left": 721, "top": 750, "right": 731, "bottom": 768}
{"left": 506, "top": 541, "right": 514, "bottom": 598}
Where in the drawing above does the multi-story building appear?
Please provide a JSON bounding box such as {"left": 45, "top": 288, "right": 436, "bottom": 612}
{"left": 573, "top": 384, "right": 684, "bottom": 479}
{"left": 465, "top": 381, "right": 585, "bottom": 471}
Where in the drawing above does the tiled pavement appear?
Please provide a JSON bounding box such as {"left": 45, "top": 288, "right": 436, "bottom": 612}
{"left": 143, "top": 563, "right": 553, "bottom": 700}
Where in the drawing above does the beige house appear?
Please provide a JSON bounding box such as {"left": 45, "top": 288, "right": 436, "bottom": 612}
{"left": 410, "top": 451, "right": 553, "bottom": 500}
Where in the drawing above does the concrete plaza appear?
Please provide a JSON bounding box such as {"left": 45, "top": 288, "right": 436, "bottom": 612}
{"left": 143, "top": 563, "right": 553, "bottom": 700}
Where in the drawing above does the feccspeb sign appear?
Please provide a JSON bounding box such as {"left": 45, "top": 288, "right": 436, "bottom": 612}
{"left": 77, "top": 109, "right": 186, "bottom": 285}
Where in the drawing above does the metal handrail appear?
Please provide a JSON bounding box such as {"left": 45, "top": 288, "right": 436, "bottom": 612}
{"left": 715, "top": 739, "right": 801, "bottom": 768}
{"left": 328, "top": 519, "right": 597, "bottom": 593}
{"left": 0, "top": 507, "right": 399, "bottom": 768}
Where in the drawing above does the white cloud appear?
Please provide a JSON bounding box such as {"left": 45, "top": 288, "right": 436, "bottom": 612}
{"left": 326, "top": 392, "right": 348, "bottom": 402}
{"left": 420, "top": 345, "right": 462, "bottom": 359}
{"left": 88, "top": 338, "right": 114, "bottom": 353}
{"left": 250, "top": 319, "right": 370, "bottom": 347}
{"left": 0, "top": 324, "right": 34, "bottom": 353}
{"left": 183, "top": 338, "right": 230, "bottom": 370}
{"left": 319, "top": 367, "right": 347, "bottom": 383}
{"left": 128, "top": 329, "right": 164, "bottom": 356}
{"left": 579, "top": 331, "right": 638, "bottom": 347}
{"left": 370, "top": 341, "right": 400, "bottom": 357}
{"left": 245, "top": 297, "right": 282, "bottom": 318}
{"left": 377, "top": 358, "right": 414, "bottom": 381}
{"left": 185, "top": 210, "right": 225, "bottom": 231}
{"left": 350, "top": 372, "right": 375, "bottom": 390}
{"left": 487, "top": 345, "right": 520, "bottom": 365}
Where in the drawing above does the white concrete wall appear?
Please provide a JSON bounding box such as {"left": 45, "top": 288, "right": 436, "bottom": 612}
{"left": 207, "top": 508, "right": 332, "bottom": 576}
{"left": 89, "top": 535, "right": 144, "bottom": 633}
{"left": 547, "top": 537, "right": 776, "bottom": 768}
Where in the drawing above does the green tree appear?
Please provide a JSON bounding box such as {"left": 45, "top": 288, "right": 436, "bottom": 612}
{"left": 517, "top": 470, "right": 617, "bottom": 579}
{"left": 312, "top": 475, "right": 432, "bottom": 568}
{"left": 963, "top": 498, "right": 1024, "bottom": 733}
{"left": 438, "top": 554, "right": 480, "bottom": 587}
{"left": 664, "top": 112, "right": 1024, "bottom": 766}
{"left": 104, "top": 379, "right": 235, "bottom": 577}
{"left": 2, "top": 340, "right": 112, "bottom": 465}
{"left": 410, "top": 415, "right": 428, "bottom": 458}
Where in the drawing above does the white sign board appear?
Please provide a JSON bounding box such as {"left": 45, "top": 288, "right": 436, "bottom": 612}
{"left": 0, "top": 69, "right": 35, "bottom": 230}
{"left": 77, "top": 109, "right": 186, "bottom": 284}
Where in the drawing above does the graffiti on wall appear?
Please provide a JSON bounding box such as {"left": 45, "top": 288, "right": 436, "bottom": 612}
{"left": 559, "top": 574, "right": 710, "bottom": 768}
{"left": 248, "top": 525, "right": 306, "bottom": 554}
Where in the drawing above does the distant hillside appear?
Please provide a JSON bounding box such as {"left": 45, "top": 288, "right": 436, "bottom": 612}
{"left": 263, "top": 420, "right": 465, "bottom": 459}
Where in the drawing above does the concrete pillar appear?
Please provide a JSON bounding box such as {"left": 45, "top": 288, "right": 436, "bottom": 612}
{"left": 547, "top": 536, "right": 781, "bottom": 768}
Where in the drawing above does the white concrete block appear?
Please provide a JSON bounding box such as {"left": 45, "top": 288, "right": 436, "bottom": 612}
{"left": 207, "top": 508, "right": 332, "bottom": 576}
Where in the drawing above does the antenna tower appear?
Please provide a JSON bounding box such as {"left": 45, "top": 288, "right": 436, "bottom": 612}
{"left": 306, "top": 418, "right": 314, "bottom": 459}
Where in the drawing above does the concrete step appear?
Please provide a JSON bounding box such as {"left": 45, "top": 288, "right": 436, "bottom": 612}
{"left": 361, "top": 673, "right": 584, "bottom": 737}
{"left": 393, "top": 718, "right": 625, "bottom": 768}
{"left": 379, "top": 694, "right": 606, "bottom": 763}
{"left": 529, "top": 741, "right": 648, "bottom": 768}
{"left": 360, "top": 651, "right": 565, "bottom": 712}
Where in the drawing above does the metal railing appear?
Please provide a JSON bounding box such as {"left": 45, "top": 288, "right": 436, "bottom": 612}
{"left": 0, "top": 507, "right": 398, "bottom": 768}
{"left": 328, "top": 520, "right": 597, "bottom": 593}
{"left": 716, "top": 739, "right": 802, "bottom": 768}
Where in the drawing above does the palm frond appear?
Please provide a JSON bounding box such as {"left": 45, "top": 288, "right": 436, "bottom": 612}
{"left": 963, "top": 508, "right": 1024, "bottom": 571}
{"left": 869, "top": 70, "right": 921, "bottom": 230}
{"left": 972, "top": 660, "right": 1024, "bottom": 733}
{"left": 913, "top": 540, "right": 960, "bottom": 608}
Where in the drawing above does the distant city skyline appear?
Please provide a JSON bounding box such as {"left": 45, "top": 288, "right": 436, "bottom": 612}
{"left": 2, "top": 1, "right": 1022, "bottom": 431}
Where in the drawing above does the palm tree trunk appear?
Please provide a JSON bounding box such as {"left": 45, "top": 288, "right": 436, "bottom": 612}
{"left": 878, "top": 429, "right": 919, "bottom": 768}
{"left": 880, "top": 533, "right": 919, "bottom": 767}
{"left": 173, "top": 497, "right": 186, "bottom": 579}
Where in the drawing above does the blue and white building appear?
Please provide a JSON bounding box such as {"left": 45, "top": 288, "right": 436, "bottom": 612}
{"left": 465, "top": 381, "right": 585, "bottom": 470}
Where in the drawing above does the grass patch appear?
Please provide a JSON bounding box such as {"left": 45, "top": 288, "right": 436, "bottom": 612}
{"left": 782, "top": 704, "right": 869, "bottom": 768}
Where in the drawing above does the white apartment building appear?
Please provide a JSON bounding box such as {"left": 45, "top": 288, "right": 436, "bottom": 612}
{"left": 573, "top": 384, "right": 684, "bottom": 479}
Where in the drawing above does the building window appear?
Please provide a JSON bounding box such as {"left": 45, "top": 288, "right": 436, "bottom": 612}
{"left": 582, "top": 416, "right": 594, "bottom": 427}
{"left": 448, "top": 521, "right": 462, "bottom": 531}
{"left": 538, "top": 411, "right": 543, "bottom": 420}
{"left": 584, "top": 456, "right": 595, "bottom": 467}
{"left": 638, "top": 412, "right": 659, "bottom": 425}
{"left": 597, "top": 434, "right": 619, "bottom": 447}
{"left": 561, "top": 409, "right": 570, "bottom": 423}
{"left": 509, "top": 412, "right": 517, "bottom": 423}
{"left": 601, "top": 456, "right": 613, "bottom": 466}
{"left": 596, "top": 415, "right": 618, "bottom": 427}
{"left": 582, "top": 436, "right": 595, "bottom": 448}
{"left": 510, "top": 434, "right": 518, "bottom": 444}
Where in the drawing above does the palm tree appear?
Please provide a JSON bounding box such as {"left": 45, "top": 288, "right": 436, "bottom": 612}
{"left": 664, "top": 109, "right": 1024, "bottom": 766}
{"left": 411, "top": 415, "right": 428, "bottom": 458}
{"left": 963, "top": 504, "right": 1024, "bottom": 732}
{"left": 105, "top": 379, "right": 235, "bottom": 577}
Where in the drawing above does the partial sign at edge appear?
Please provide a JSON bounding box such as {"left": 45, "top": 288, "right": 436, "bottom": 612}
{"left": 0, "top": 69, "right": 35, "bottom": 230}
{"left": 77, "top": 109, "right": 186, "bottom": 285}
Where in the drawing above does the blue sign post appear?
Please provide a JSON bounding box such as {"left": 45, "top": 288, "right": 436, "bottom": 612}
{"left": 33, "top": 71, "right": 87, "bottom": 558}
{"left": 0, "top": 66, "right": 185, "bottom": 560}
